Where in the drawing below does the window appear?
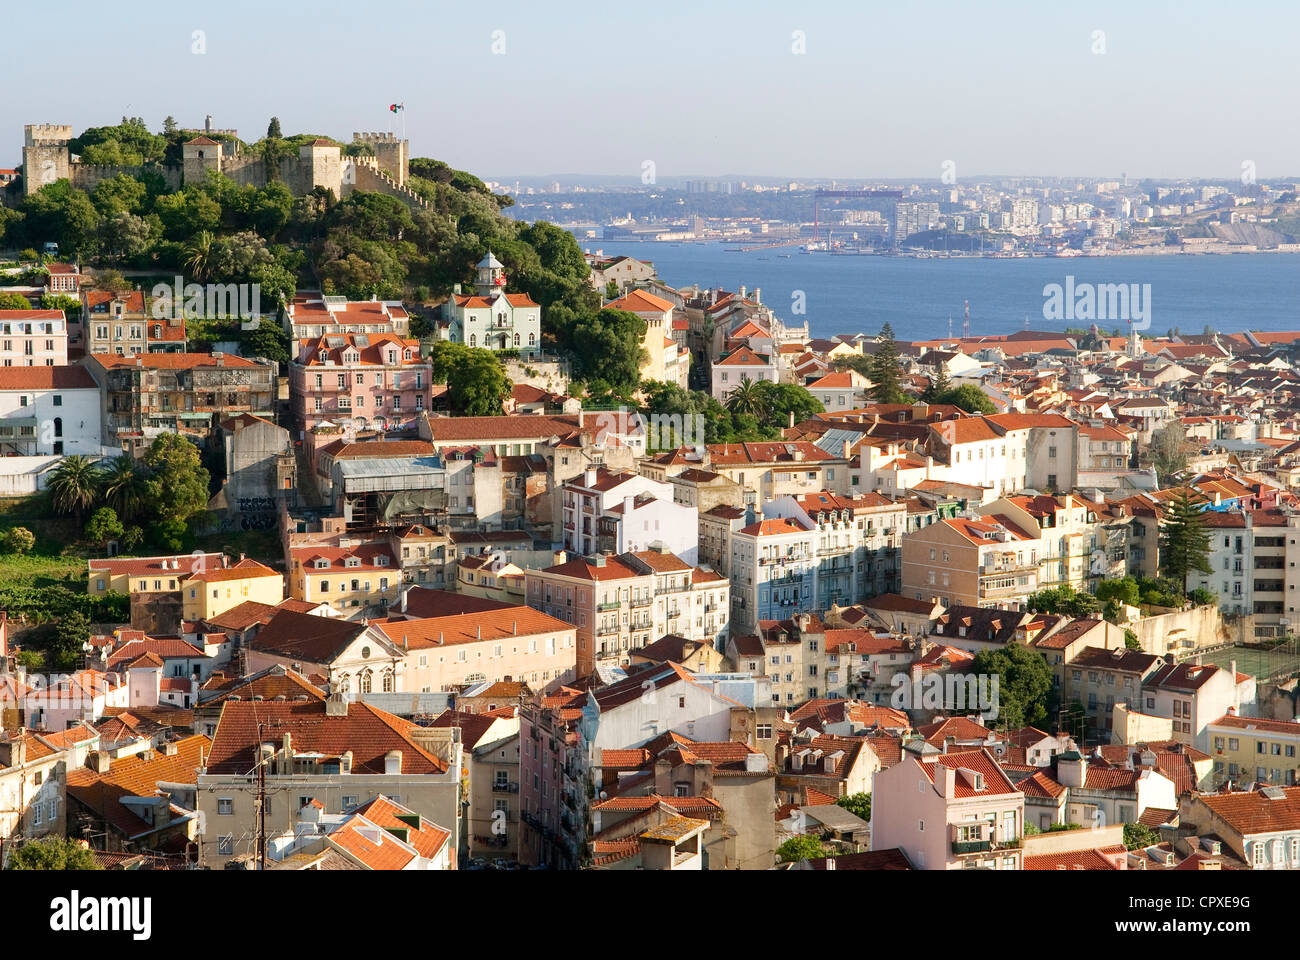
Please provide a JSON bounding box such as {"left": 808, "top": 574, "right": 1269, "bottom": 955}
{"left": 218, "top": 836, "right": 234, "bottom": 856}
{"left": 218, "top": 798, "right": 233, "bottom": 815}
{"left": 757, "top": 724, "right": 772, "bottom": 739}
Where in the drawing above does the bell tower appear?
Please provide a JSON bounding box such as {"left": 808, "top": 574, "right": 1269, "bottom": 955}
{"left": 474, "top": 251, "right": 507, "bottom": 296}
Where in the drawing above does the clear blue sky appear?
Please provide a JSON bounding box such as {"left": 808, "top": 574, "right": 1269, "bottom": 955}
{"left": 3, "top": 0, "right": 1294, "bottom": 180}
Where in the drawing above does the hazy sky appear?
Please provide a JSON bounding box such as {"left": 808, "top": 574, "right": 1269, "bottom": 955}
{"left": 3, "top": 0, "right": 1294, "bottom": 181}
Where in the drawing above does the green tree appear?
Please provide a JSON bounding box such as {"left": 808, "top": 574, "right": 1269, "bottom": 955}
{"left": 1124, "top": 629, "right": 1140, "bottom": 650}
{"left": 1026, "top": 585, "right": 1098, "bottom": 618}
{"left": 4, "top": 835, "right": 101, "bottom": 870}
{"left": 242, "top": 318, "right": 291, "bottom": 365}
{"left": 143, "top": 435, "right": 210, "bottom": 528}
{"left": 447, "top": 349, "right": 512, "bottom": 416}
{"left": 971, "top": 642, "right": 1054, "bottom": 728}
{"left": 0, "top": 293, "right": 31, "bottom": 310}
{"left": 835, "top": 793, "right": 871, "bottom": 822}
{"left": 1159, "top": 490, "right": 1212, "bottom": 587}
{"left": 99, "top": 453, "right": 149, "bottom": 525}
{"left": 2, "top": 527, "right": 35, "bottom": 554}
{"left": 776, "top": 835, "right": 830, "bottom": 863}
{"left": 934, "top": 383, "right": 996, "bottom": 414}
{"left": 50, "top": 610, "right": 91, "bottom": 671}
{"left": 867, "top": 323, "right": 906, "bottom": 404}
{"left": 1095, "top": 577, "right": 1140, "bottom": 607}
{"left": 84, "top": 507, "right": 124, "bottom": 546}
{"left": 47, "top": 455, "right": 102, "bottom": 522}
{"left": 754, "top": 381, "right": 823, "bottom": 429}
{"left": 726, "top": 376, "right": 768, "bottom": 419}
{"left": 1123, "top": 822, "right": 1163, "bottom": 850}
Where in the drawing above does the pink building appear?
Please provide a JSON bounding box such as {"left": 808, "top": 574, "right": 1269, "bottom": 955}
{"left": 870, "top": 742, "right": 1024, "bottom": 870}
{"left": 0, "top": 310, "right": 68, "bottom": 366}
{"left": 291, "top": 332, "right": 431, "bottom": 434}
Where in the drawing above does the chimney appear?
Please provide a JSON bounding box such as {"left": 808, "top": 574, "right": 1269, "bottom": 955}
{"left": 161, "top": 740, "right": 178, "bottom": 757}
{"left": 623, "top": 495, "right": 634, "bottom": 517}
{"left": 384, "top": 750, "right": 402, "bottom": 775}
{"left": 938, "top": 764, "right": 956, "bottom": 798}
{"left": 0, "top": 736, "right": 26, "bottom": 768}
{"left": 1058, "top": 751, "right": 1087, "bottom": 788}
{"left": 585, "top": 468, "right": 597, "bottom": 487}
{"left": 90, "top": 750, "right": 110, "bottom": 774}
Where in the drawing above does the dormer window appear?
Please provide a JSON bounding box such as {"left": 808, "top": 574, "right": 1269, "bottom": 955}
{"left": 314, "top": 558, "right": 330, "bottom": 569}
{"left": 318, "top": 350, "right": 328, "bottom": 363}
{"left": 376, "top": 555, "right": 388, "bottom": 567}
{"left": 346, "top": 557, "right": 360, "bottom": 568}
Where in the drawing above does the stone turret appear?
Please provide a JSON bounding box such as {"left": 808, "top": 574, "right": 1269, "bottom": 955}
{"left": 22, "top": 124, "right": 73, "bottom": 195}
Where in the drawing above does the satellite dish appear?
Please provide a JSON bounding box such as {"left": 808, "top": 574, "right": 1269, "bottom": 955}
{"left": 598, "top": 791, "right": 608, "bottom": 801}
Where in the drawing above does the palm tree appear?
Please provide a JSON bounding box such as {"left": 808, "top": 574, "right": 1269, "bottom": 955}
{"left": 184, "top": 230, "right": 215, "bottom": 282}
{"left": 726, "top": 376, "right": 768, "bottom": 420}
{"left": 47, "top": 455, "right": 101, "bottom": 522}
{"left": 99, "top": 454, "right": 148, "bottom": 525}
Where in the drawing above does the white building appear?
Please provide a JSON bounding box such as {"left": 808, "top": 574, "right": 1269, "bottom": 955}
{"left": 561, "top": 467, "right": 676, "bottom": 558}
{"left": 0, "top": 365, "right": 103, "bottom": 457}
{"left": 437, "top": 251, "right": 542, "bottom": 359}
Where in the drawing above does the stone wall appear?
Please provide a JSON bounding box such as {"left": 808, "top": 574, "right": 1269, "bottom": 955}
{"left": 502, "top": 357, "right": 571, "bottom": 394}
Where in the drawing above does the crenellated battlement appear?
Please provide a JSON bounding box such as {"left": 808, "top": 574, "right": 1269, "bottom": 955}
{"left": 353, "top": 132, "right": 403, "bottom": 143}
{"left": 24, "top": 123, "right": 73, "bottom": 146}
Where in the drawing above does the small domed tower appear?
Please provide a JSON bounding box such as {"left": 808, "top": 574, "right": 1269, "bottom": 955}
{"left": 474, "top": 251, "right": 507, "bottom": 296}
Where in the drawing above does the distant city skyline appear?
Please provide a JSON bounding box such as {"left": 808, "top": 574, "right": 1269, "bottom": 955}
{"left": 2, "top": 0, "right": 1295, "bottom": 181}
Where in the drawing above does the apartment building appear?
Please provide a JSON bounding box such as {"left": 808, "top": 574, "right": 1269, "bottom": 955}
{"left": 289, "top": 542, "right": 401, "bottom": 617}
{"left": 1062, "top": 647, "right": 1163, "bottom": 743}
{"left": 290, "top": 332, "right": 431, "bottom": 433}
{"left": 561, "top": 467, "right": 691, "bottom": 560}
{"left": 1195, "top": 508, "right": 1290, "bottom": 625}
{"left": 707, "top": 441, "right": 849, "bottom": 505}
{"left": 81, "top": 289, "right": 148, "bottom": 355}
{"left": 1179, "top": 786, "right": 1300, "bottom": 869}
{"left": 728, "top": 516, "right": 816, "bottom": 634}
{"left": 763, "top": 491, "right": 907, "bottom": 608}
{"left": 0, "top": 365, "right": 102, "bottom": 456}
{"left": 0, "top": 309, "right": 67, "bottom": 366}
{"left": 196, "top": 696, "right": 462, "bottom": 868}
{"left": 285, "top": 292, "right": 410, "bottom": 340}
{"left": 371, "top": 605, "right": 578, "bottom": 693}
{"left": 711, "top": 346, "right": 778, "bottom": 401}
{"left": 519, "top": 687, "right": 590, "bottom": 869}
{"left": 0, "top": 731, "right": 73, "bottom": 851}
{"left": 86, "top": 352, "right": 276, "bottom": 455}
{"left": 1207, "top": 714, "right": 1300, "bottom": 788}
{"left": 870, "top": 742, "right": 1024, "bottom": 870}
{"left": 804, "top": 370, "right": 871, "bottom": 412}
{"left": 983, "top": 494, "right": 1101, "bottom": 593}
{"left": 901, "top": 513, "right": 1042, "bottom": 610}
{"left": 603, "top": 289, "right": 688, "bottom": 389}
{"left": 524, "top": 550, "right": 728, "bottom": 679}
{"left": 181, "top": 558, "right": 284, "bottom": 623}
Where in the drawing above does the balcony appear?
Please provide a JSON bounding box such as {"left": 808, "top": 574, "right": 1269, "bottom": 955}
{"left": 951, "top": 839, "right": 991, "bottom": 855}
{"left": 630, "top": 595, "right": 652, "bottom": 608}
{"left": 596, "top": 601, "right": 621, "bottom": 612}
{"left": 492, "top": 781, "right": 520, "bottom": 793}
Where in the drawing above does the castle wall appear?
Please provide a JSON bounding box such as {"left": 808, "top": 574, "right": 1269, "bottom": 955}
{"left": 353, "top": 162, "right": 429, "bottom": 211}
{"left": 71, "top": 164, "right": 182, "bottom": 193}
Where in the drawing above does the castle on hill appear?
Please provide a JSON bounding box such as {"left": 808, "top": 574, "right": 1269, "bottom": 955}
{"left": 17, "top": 118, "right": 426, "bottom": 210}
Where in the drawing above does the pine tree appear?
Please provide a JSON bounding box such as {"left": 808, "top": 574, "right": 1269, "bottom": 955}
{"left": 267, "top": 117, "right": 282, "bottom": 139}
{"left": 1159, "top": 489, "right": 1212, "bottom": 588}
{"left": 868, "top": 322, "right": 905, "bottom": 404}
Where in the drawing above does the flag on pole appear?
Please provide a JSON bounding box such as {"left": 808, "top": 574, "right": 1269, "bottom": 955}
{"left": 389, "top": 103, "right": 404, "bottom": 113}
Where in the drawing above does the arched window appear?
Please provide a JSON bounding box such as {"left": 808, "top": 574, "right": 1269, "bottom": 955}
{"left": 469, "top": 334, "right": 476, "bottom": 347}
{"left": 337, "top": 673, "right": 350, "bottom": 695}
{"left": 528, "top": 333, "right": 536, "bottom": 346}
{"left": 513, "top": 333, "right": 520, "bottom": 346}
{"left": 359, "top": 670, "right": 372, "bottom": 694}
{"left": 53, "top": 417, "right": 62, "bottom": 438}
{"left": 382, "top": 671, "right": 394, "bottom": 693}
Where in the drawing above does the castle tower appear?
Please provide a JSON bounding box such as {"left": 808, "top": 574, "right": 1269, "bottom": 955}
{"left": 475, "top": 251, "right": 506, "bottom": 296}
{"left": 22, "top": 124, "right": 73, "bottom": 196}
{"left": 298, "top": 139, "right": 343, "bottom": 197}
{"left": 351, "top": 132, "right": 408, "bottom": 187}
{"left": 182, "top": 136, "right": 223, "bottom": 185}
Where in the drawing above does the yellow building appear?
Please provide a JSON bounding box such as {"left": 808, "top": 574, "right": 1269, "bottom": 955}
{"left": 182, "top": 558, "right": 284, "bottom": 622}
{"left": 289, "top": 543, "right": 401, "bottom": 617}
{"left": 1206, "top": 714, "right": 1300, "bottom": 787}
{"left": 88, "top": 552, "right": 225, "bottom": 598}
